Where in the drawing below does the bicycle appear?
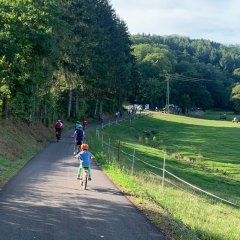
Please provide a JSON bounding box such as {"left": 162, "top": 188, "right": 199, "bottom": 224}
{"left": 56, "top": 131, "right": 61, "bottom": 142}
{"left": 80, "top": 167, "right": 89, "bottom": 190}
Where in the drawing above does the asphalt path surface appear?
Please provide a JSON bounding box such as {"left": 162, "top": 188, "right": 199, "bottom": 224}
{"left": 0, "top": 127, "right": 168, "bottom": 240}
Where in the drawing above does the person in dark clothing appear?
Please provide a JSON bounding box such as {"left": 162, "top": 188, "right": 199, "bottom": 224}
{"left": 98, "top": 115, "right": 103, "bottom": 124}
{"left": 55, "top": 120, "right": 63, "bottom": 133}
{"left": 55, "top": 120, "right": 63, "bottom": 141}
{"left": 72, "top": 127, "right": 84, "bottom": 155}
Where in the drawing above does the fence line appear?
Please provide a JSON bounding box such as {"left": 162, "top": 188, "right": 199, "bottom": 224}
{"left": 123, "top": 145, "right": 240, "bottom": 207}
{"left": 165, "top": 169, "right": 240, "bottom": 207}
{"left": 95, "top": 113, "right": 240, "bottom": 208}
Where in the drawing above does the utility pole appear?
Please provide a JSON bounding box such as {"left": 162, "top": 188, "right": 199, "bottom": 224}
{"left": 166, "top": 75, "right": 170, "bottom": 113}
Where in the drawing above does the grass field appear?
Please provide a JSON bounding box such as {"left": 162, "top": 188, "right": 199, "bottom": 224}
{"left": 88, "top": 112, "right": 240, "bottom": 240}
{"left": 189, "top": 110, "right": 239, "bottom": 121}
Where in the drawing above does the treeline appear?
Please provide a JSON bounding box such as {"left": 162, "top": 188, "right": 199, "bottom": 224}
{"left": 2, "top": 1, "right": 240, "bottom": 123}
{"left": 130, "top": 34, "right": 240, "bottom": 113}
{"left": 0, "top": 0, "right": 134, "bottom": 123}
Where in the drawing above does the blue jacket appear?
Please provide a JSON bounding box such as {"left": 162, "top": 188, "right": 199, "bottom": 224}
{"left": 79, "top": 150, "right": 91, "bottom": 167}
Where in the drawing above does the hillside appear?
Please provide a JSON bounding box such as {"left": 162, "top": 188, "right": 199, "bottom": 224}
{"left": 0, "top": 119, "right": 53, "bottom": 187}
{"left": 130, "top": 34, "right": 240, "bottom": 112}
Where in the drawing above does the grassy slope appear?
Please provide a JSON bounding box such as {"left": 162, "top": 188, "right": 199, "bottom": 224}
{"left": 99, "top": 113, "right": 240, "bottom": 202}
{"left": 88, "top": 112, "right": 240, "bottom": 240}
{"left": 0, "top": 119, "right": 54, "bottom": 187}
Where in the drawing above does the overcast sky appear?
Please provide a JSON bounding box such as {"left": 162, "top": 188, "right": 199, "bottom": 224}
{"left": 110, "top": 0, "right": 240, "bottom": 45}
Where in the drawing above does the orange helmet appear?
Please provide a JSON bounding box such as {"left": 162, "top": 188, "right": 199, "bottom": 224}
{"left": 81, "top": 143, "right": 89, "bottom": 151}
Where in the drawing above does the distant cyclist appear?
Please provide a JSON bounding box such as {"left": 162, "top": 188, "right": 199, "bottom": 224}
{"left": 72, "top": 120, "right": 82, "bottom": 138}
{"left": 55, "top": 120, "right": 63, "bottom": 140}
{"left": 82, "top": 120, "right": 88, "bottom": 131}
{"left": 75, "top": 144, "right": 94, "bottom": 180}
{"left": 55, "top": 120, "right": 63, "bottom": 132}
{"left": 72, "top": 125, "right": 84, "bottom": 155}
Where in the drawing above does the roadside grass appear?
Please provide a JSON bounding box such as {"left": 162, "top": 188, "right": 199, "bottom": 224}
{"left": 0, "top": 119, "right": 53, "bottom": 187}
{"left": 88, "top": 113, "right": 240, "bottom": 240}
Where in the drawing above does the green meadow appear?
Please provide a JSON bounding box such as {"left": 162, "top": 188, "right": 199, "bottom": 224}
{"left": 88, "top": 112, "right": 240, "bottom": 240}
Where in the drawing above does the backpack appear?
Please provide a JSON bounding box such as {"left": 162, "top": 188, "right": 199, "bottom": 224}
{"left": 76, "top": 129, "right": 83, "bottom": 141}
{"left": 55, "top": 122, "right": 62, "bottom": 129}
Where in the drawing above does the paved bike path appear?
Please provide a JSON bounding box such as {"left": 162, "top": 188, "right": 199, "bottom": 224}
{"left": 0, "top": 128, "right": 168, "bottom": 240}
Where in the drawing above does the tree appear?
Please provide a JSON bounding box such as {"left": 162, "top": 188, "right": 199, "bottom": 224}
{"left": 131, "top": 34, "right": 240, "bottom": 110}
{"left": 0, "top": 0, "right": 136, "bottom": 121}
{"left": 231, "top": 83, "right": 240, "bottom": 113}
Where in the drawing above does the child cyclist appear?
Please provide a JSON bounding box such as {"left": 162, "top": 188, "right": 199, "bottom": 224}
{"left": 72, "top": 126, "right": 84, "bottom": 155}
{"left": 75, "top": 144, "right": 94, "bottom": 180}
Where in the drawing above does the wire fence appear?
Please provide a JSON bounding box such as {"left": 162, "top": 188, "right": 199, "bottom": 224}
{"left": 93, "top": 113, "right": 240, "bottom": 208}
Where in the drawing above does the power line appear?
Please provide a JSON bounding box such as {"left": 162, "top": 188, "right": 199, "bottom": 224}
{"left": 166, "top": 73, "right": 216, "bottom": 82}
{"left": 163, "top": 73, "right": 215, "bottom": 108}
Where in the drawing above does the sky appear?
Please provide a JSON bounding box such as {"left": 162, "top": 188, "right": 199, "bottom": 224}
{"left": 109, "top": 0, "right": 240, "bottom": 45}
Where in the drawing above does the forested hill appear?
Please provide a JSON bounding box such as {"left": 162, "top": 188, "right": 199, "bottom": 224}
{"left": 0, "top": 0, "right": 135, "bottom": 123}
{"left": 130, "top": 34, "right": 240, "bottom": 112}
{"left": 2, "top": 1, "right": 240, "bottom": 123}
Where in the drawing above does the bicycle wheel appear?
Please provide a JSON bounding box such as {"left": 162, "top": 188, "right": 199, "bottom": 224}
{"left": 80, "top": 179, "right": 83, "bottom": 186}
{"left": 81, "top": 168, "right": 88, "bottom": 190}
{"left": 84, "top": 175, "right": 88, "bottom": 190}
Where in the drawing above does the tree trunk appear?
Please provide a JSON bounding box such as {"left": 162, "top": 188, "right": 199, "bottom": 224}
{"left": 99, "top": 100, "right": 103, "bottom": 116}
{"left": 1, "top": 97, "right": 8, "bottom": 119}
{"left": 94, "top": 98, "right": 99, "bottom": 117}
{"left": 31, "top": 85, "right": 35, "bottom": 122}
{"left": 67, "top": 85, "right": 72, "bottom": 120}
{"left": 40, "top": 108, "right": 43, "bottom": 123}
{"left": 75, "top": 89, "right": 79, "bottom": 119}
{"left": 44, "top": 101, "right": 48, "bottom": 126}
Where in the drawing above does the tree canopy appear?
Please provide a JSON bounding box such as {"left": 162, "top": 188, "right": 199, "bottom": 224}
{"left": 130, "top": 34, "right": 240, "bottom": 112}
{"left": 0, "top": 0, "right": 134, "bottom": 122}
{"left": 1, "top": 2, "right": 240, "bottom": 121}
